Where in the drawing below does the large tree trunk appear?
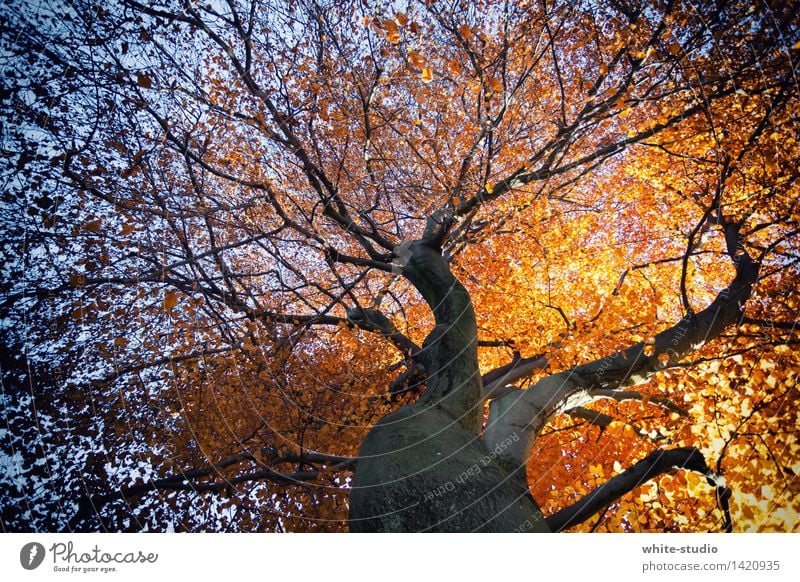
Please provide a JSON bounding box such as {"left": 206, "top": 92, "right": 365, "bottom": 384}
{"left": 348, "top": 207, "right": 757, "bottom": 532}
{"left": 348, "top": 217, "right": 549, "bottom": 532}
{"left": 349, "top": 404, "right": 547, "bottom": 532}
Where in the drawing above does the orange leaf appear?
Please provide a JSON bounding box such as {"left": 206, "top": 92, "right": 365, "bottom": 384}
{"left": 447, "top": 59, "right": 461, "bottom": 75}
{"left": 383, "top": 19, "right": 400, "bottom": 44}
{"left": 408, "top": 50, "right": 425, "bottom": 69}
{"left": 164, "top": 291, "right": 179, "bottom": 312}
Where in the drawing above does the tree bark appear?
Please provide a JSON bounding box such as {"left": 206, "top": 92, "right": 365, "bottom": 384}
{"left": 349, "top": 216, "right": 548, "bottom": 532}
{"left": 348, "top": 404, "right": 547, "bottom": 532}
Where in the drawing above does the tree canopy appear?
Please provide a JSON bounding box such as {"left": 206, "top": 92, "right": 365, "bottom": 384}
{"left": 1, "top": 0, "right": 798, "bottom": 532}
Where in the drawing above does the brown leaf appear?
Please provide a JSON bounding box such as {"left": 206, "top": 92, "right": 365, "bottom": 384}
{"left": 163, "top": 291, "right": 179, "bottom": 312}
{"left": 137, "top": 74, "right": 152, "bottom": 89}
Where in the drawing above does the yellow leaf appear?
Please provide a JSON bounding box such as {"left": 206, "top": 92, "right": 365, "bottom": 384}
{"left": 421, "top": 67, "right": 433, "bottom": 83}
{"left": 485, "top": 183, "right": 494, "bottom": 194}
{"left": 599, "top": 63, "right": 608, "bottom": 75}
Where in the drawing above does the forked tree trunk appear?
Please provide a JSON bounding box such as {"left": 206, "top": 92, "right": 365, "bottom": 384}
{"left": 348, "top": 225, "right": 549, "bottom": 532}
{"left": 349, "top": 207, "right": 757, "bottom": 532}
{"left": 348, "top": 403, "right": 548, "bottom": 532}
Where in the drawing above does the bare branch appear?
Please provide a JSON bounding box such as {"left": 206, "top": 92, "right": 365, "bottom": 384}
{"left": 69, "top": 452, "right": 355, "bottom": 530}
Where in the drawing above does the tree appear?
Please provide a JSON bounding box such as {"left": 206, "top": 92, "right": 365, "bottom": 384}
{"left": 1, "top": 0, "right": 798, "bottom": 532}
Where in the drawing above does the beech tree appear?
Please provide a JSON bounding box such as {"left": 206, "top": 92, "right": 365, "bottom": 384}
{"left": 1, "top": 0, "right": 798, "bottom": 532}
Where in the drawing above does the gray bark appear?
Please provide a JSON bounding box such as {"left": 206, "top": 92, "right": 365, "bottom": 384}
{"left": 349, "top": 214, "right": 548, "bottom": 531}
{"left": 349, "top": 404, "right": 547, "bottom": 532}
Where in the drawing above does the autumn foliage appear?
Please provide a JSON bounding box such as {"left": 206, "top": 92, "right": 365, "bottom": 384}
{"left": 1, "top": 0, "right": 798, "bottom": 532}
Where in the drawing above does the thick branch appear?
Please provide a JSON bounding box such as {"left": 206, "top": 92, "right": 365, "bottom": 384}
{"left": 567, "top": 406, "right": 614, "bottom": 429}
{"left": 545, "top": 447, "right": 730, "bottom": 532}
{"left": 485, "top": 219, "right": 759, "bottom": 466}
{"left": 586, "top": 388, "right": 689, "bottom": 417}
{"left": 567, "top": 407, "right": 664, "bottom": 441}
{"left": 482, "top": 351, "right": 550, "bottom": 400}
{"left": 252, "top": 307, "right": 421, "bottom": 362}
{"left": 345, "top": 306, "right": 422, "bottom": 361}
{"left": 395, "top": 212, "right": 483, "bottom": 431}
